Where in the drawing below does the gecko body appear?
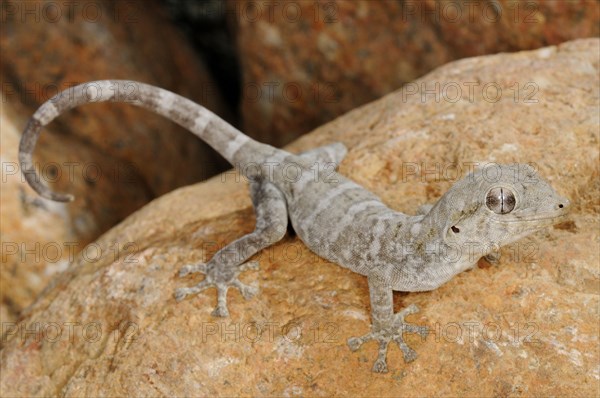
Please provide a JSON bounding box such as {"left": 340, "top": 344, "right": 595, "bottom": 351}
{"left": 19, "top": 80, "right": 570, "bottom": 372}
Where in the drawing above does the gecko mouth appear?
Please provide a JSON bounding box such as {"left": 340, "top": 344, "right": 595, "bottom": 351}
{"left": 489, "top": 210, "right": 570, "bottom": 224}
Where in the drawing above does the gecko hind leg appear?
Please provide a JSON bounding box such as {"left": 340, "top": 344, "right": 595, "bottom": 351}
{"left": 175, "top": 178, "right": 288, "bottom": 317}
{"left": 347, "top": 275, "right": 428, "bottom": 373}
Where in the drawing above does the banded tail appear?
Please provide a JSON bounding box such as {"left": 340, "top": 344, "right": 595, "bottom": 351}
{"left": 19, "top": 80, "right": 271, "bottom": 202}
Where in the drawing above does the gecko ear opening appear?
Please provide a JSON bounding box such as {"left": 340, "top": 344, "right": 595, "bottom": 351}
{"left": 443, "top": 213, "right": 467, "bottom": 243}
{"left": 444, "top": 224, "right": 460, "bottom": 243}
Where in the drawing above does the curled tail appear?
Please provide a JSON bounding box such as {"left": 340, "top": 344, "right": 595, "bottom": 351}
{"left": 19, "top": 80, "right": 270, "bottom": 202}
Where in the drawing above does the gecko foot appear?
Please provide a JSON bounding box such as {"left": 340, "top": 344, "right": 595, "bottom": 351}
{"left": 175, "top": 261, "right": 259, "bottom": 317}
{"left": 347, "top": 304, "right": 428, "bottom": 373}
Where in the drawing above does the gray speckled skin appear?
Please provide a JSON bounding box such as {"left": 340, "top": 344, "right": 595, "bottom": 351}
{"left": 20, "top": 81, "right": 571, "bottom": 373}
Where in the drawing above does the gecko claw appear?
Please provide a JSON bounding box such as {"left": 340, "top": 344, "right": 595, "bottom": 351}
{"left": 347, "top": 337, "right": 363, "bottom": 352}
{"left": 174, "top": 279, "right": 211, "bottom": 302}
{"left": 211, "top": 306, "right": 229, "bottom": 317}
{"left": 348, "top": 305, "right": 426, "bottom": 372}
{"left": 211, "top": 285, "right": 230, "bottom": 317}
{"left": 372, "top": 358, "right": 388, "bottom": 373}
{"left": 402, "top": 324, "right": 429, "bottom": 338}
{"left": 373, "top": 340, "right": 390, "bottom": 373}
{"left": 395, "top": 339, "right": 418, "bottom": 362}
{"left": 232, "top": 279, "right": 259, "bottom": 300}
{"left": 175, "top": 260, "right": 260, "bottom": 317}
{"left": 398, "top": 303, "right": 419, "bottom": 318}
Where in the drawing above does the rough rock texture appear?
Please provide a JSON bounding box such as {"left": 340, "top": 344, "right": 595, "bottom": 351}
{"left": 231, "top": 0, "right": 600, "bottom": 146}
{"left": 0, "top": 0, "right": 232, "bottom": 320}
{"left": 1, "top": 39, "right": 598, "bottom": 397}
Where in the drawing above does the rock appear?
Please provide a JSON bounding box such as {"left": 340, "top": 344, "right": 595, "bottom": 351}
{"left": 0, "top": 0, "right": 232, "bottom": 319}
{"left": 163, "top": 0, "right": 241, "bottom": 107}
{"left": 0, "top": 0, "right": 232, "bottom": 234}
{"left": 1, "top": 104, "right": 70, "bottom": 324}
{"left": 231, "top": 0, "right": 599, "bottom": 146}
{"left": 1, "top": 39, "right": 598, "bottom": 396}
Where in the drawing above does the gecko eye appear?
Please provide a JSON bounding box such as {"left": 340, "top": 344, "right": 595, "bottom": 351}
{"left": 486, "top": 187, "right": 516, "bottom": 214}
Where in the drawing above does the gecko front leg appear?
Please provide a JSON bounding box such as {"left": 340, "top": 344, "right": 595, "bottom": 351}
{"left": 347, "top": 274, "right": 428, "bottom": 373}
{"left": 175, "top": 178, "right": 288, "bottom": 317}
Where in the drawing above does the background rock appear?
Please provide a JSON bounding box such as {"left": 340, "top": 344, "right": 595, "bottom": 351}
{"left": 230, "top": 0, "right": 599, "bottom": 146}
{"left": 1, "top": 103, "right": 77, "bottom": 324}
{"left": 163, "top": 0, "right": 241, "bottom": 108}
{"left": 0, "top": 0, "right": 232, "bottom": 320}
{"left": 1, "top": 39, "right": 598, "bottom": 397}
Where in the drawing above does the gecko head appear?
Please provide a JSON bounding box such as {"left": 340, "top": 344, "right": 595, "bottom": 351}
{"left": 440, "top": 163, "right": 570, "bottom": 248}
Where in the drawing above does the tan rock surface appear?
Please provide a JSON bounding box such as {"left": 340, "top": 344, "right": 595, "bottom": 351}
{"left": 0, "top": 0, "right": 232, "bottom": 320}
{"left": 231, "top": 0, "right": 599, "bottom": 147}
{"left": 1, "top": 39, "right": 598, "bottom": 396}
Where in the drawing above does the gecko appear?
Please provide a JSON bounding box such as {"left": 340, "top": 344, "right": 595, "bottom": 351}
{"left": 19, "top": 80, "right": 570, "bottom": 373}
